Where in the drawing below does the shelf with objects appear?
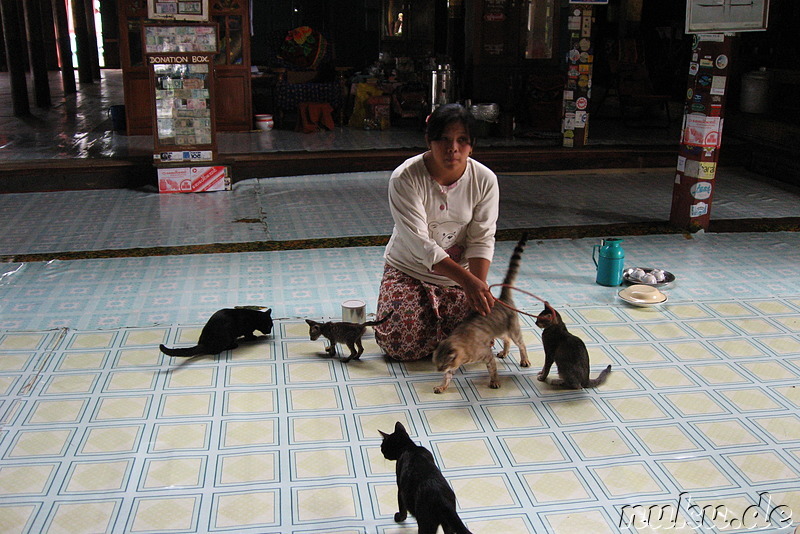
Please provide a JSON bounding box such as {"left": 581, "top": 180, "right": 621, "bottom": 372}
{"left": 145, "top": 23, "right": 230, "bottom": 193}
{"left": 118, "top": 0, "right": 251, "bottom": 135}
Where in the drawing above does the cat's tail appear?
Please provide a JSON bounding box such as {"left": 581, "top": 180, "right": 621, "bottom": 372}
{"left": 363, "top": 309, "right": 394, "bottom": 327}
{"left": 586, "top": 365, "right": 612, "bottom": 387}
{"left": 500, "top": 232, "right": 529, "bottom": 301}
{"left": 159, "top": 344, "right": 207, "bottom": 357}
{"left": 443, "top": 507, "right": 473, "bottom": 534}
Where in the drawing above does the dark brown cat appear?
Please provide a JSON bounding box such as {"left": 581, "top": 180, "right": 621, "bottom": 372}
{"left": 535, "top": 302, "right": 611, "bottom": 388}
{"left": 305, "top": 311, "right": 393, "bottom": 362}
{"left": 379, "top": 421, "right": 473, "bottom": 534}
{"left": 160, "top": 308, "right": 273, "bottom": 357}
{"left": 432, "top": 233, "right": 531, "bottom": 393}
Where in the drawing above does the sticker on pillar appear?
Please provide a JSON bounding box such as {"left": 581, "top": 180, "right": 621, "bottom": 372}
{"left": 677, "top": 155, "right": 687, "bottom": 172}
{"left": 700, "top": 58, "right": 714, "bottom": 68}
{"left": 580, "top": 52, "right": 591, "bottom": 63}
{"left": 569, "top": 49, "right": 581, "bottom": 62}
{"left": 564, "top": 90, "right": 574, "bottom": 100}
{"left": 675, "top": 173, "right": 682, "bottom": 184}
{"left": 684, "top": 159, "right": 717, "bottom": 179}
{"left": 711, "top": 76, "right": 727, "bottom": 95}
{"left": 691, "top": 181, "right": 713, "bottom": 200}
{"left": 564, "top": 113, "right": 577, "bottom": 129}
{"left": 689, "top": 63, "right": 700, "bottom": 76}
{"left": 691, "top": 202, "right": 709, "bottom": 217}
{"left": 578, "top": 75, "right": 590, "bottom": 89}
{"left": 576, "top": 111, "right": 588, "bottom": 126}
{"left": 700, "top": 34, "right": 725, "bottom": 43}
{"left": 568, "top": 16, "right": 581, "bottom": 30}
{"left": 579, "top": 38, "right": 591, "bottom": 52}
{"left": 699, "top": 162, "right": 716, "bottom": 179}
{"left": 715, "top": 55, "right": 729, "bottom": 70}
{"left": 682, "top": 114, "right": 721, "bottom": 148}
{"left": 576, "top": 97, "right": 588, "bottom": 110}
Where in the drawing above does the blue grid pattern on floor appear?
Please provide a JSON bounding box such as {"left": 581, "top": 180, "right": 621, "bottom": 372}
{"left": 0, "top": 296, "right": 798, "bottom": 533}
{"left": 1, "top": 233, "right": 800, "bottom": 533}
{"left": 2, "top": 167, "right": 800, "bottom": 255}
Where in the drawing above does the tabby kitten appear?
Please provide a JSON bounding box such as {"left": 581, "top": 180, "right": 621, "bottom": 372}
{"left": 535, "top": 302, "right": 612, "bottom": 388}
{"left": 379, "top": 421, "right": 473, "bottom": 534}
{"left": 305, "top": 311, "right": 393, "bottom": 362}
{"left": 432, "top": 233, "right": 531, "bottom": 393}
{"left": 159, "top": 308, "right": 273, "bottom": 357}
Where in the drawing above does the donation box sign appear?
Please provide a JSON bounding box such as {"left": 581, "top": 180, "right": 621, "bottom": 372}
{"left": 144, "top": 24, "right": 219, "bottom": 166}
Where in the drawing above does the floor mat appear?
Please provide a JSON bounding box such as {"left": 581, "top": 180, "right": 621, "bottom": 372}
{"left": 1, "top": 298, "right": 799, "bottom": 533}
{"left": 3, "top": 168, "right": 800, "bottom": 257}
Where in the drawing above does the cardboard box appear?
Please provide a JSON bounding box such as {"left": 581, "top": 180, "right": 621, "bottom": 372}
{"left": 367, "top": 95, "right": 391, "bottom": 130}
{"left": 158, "top": 166, "right": 231, "bottom": 193}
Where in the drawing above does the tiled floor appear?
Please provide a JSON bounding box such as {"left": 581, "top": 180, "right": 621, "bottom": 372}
{"left": 1, "top": 70, "right": 799, "bottom": 534}
{"left": 2, "top": 232, "right": 800, "bottom": 533}
{"left": 0, "top": 70, "right": 683, "bottom": 164}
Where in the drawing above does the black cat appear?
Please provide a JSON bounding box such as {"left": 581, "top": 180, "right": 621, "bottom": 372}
{"left": 535, "top": 302, "right": 611, "bottom": 388}
{"left": 160, "top": 308, "right": 273, "bottom": 357}
{"left": 305, "top": 311, "right": 393, "bottom": 362}
{"left": 379, "top": 421, "right": 473, "bottom": 534}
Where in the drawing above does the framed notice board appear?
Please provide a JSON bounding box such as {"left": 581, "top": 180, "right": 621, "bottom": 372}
{"left": 145, "top": 24, "right": 219, "bottom": 163}
{"left": 686, "top": 0, "right": 769, "bottom": 33}
{"left": 148, "top": 0, "right": 209, "bottom": 22}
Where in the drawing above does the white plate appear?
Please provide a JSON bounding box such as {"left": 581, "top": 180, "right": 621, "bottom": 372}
{"left": 618, "top": 289, "right": 668, "bottom": 307}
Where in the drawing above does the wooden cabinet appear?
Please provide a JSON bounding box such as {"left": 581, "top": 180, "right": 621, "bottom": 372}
{"left": 468, "top": 0, "right": 559, "bottom": 104}
{"left": 118, "top": 0, "right": 252, "bottom": 134}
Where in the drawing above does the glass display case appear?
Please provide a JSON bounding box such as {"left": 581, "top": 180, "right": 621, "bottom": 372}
{"left": 145, "top": 24, "right": 218, "bottom": 162}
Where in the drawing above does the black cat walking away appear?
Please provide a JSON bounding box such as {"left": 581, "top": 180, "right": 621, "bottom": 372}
{"left": 160, "top": 308, "right": 273, "bottom": 357}
{"left": 379, "top": 421, "right": 473, "bottom": 534}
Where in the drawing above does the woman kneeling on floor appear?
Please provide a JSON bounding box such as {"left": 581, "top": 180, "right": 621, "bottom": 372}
{"left": 374, "top": 103, "right": 500, "bottom": 361}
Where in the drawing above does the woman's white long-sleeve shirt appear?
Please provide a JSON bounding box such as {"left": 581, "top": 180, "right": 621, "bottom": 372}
{"left": 384, "top": 153, "right": 499, "bottom": 285}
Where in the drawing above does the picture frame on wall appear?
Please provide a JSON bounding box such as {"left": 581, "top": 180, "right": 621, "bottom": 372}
{"left": 148, "top": 0, "right": 210, "bottom": 22}
{"left": 686, "top": 0, "right": 769, "bottom": 34}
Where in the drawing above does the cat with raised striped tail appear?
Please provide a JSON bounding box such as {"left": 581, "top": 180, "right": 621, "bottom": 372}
{"left": 432, "top": 233, "right": 531, "bottom": 393}
{"left": 535, "top": 301, "right": 612, "bottom": 388}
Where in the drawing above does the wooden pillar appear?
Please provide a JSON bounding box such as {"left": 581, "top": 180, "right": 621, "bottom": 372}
{"left": 670, "top": 33, "right": 733, "bottom": 231}
{"left": 38, "top": 0, "right": 60, "bottom": 70}
{"left": 70, "top": 0, "right": 94, "bottom": 83}
{"left": 562, "top": 5, "right": 594, "bottom": 148}
{"left": 52, "top": 0, "right": 76, "bottom": 94}
{"left": 0, "top": 18, "right": 6, "bottom": 71}
{"left": 0, "top": 0, "right": 30, "bottom": 116}
{"left": 83, "top": 0, "right": 101, "bottom": 79}
{"left": 23, "top": 0, "right": 52, "bottom": 107}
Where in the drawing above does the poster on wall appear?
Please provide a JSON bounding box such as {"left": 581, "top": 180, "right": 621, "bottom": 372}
{"left": 144, "top": 24, "right": 217, "bottom": 53}
{"left": 148, "top": 0, "right": 209, "bottom": 22}
{"left": 686, "top": 0, "right": 769, "bottom": 33}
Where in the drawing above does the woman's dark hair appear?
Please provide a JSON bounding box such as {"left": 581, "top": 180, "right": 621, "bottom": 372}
{"left": 426, "top": 103, "right": 477, "bottom": 146}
